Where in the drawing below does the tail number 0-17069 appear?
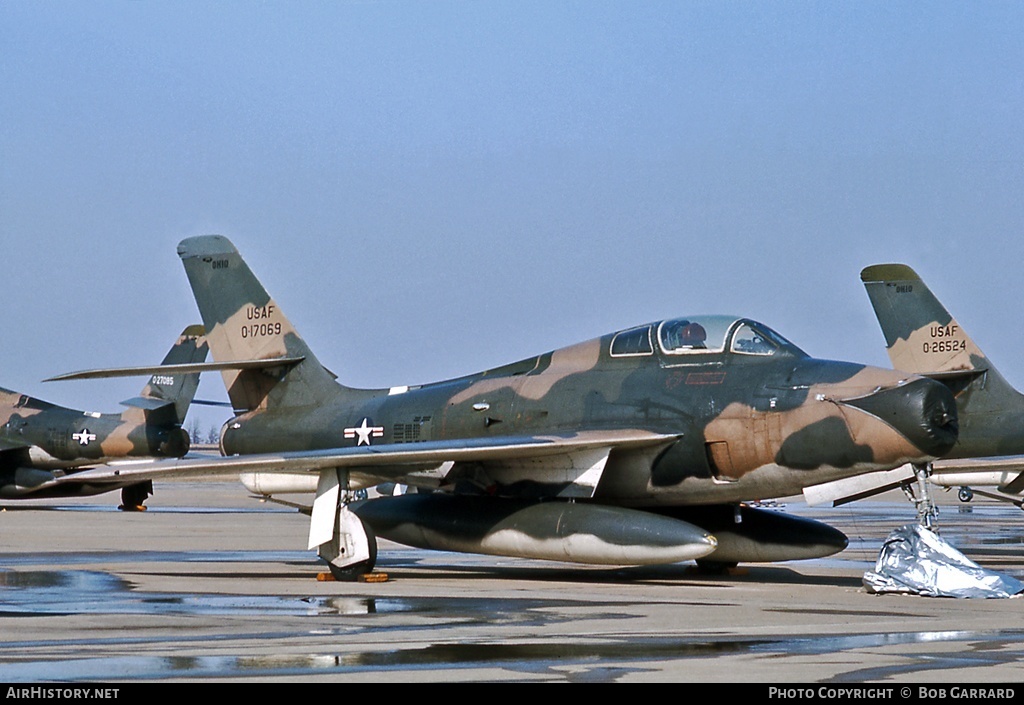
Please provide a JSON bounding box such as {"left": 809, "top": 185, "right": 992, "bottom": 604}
{"left": 241, "top": 322, "right": 282, "bottom": 338}
{"left": 241, "top": 305, "right": 280, "bottom": 338}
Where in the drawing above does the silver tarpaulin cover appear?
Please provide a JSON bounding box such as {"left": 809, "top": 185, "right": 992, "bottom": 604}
{"left": 863, "top": 524, "right": 1024, "bottom": 598}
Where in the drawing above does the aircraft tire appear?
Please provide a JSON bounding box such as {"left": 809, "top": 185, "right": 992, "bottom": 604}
{"left": 118, "top": 482, "right": 153, "bottom": 512}
{"left": 327, "top": 522, "right": 378, "bottom": 582}
{"left": 958, "top": 487, "right": 974, "bottom": 503}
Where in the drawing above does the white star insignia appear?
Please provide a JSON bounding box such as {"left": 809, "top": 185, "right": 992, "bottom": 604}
{"left": 344, "top": 418, "right": 384, "bottom": 446}
{"left": 73, "top": 429, "right": 97, "bottom": 446}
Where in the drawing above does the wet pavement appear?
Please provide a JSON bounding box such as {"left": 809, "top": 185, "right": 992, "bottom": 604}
{"left": 1, "top": 481, "right": 1023, "bottom": 683}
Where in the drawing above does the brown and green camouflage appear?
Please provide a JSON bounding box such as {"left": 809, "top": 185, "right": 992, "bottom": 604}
{"left": 162, "top": 236, "right": 960, "bottom": 576}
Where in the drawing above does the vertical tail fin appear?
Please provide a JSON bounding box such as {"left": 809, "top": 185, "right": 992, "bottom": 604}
{"left": 176, "top": 235, "right": 343, "bottom": 412}
{"left": 861, "top": 263, "right": 1024, "bottom": 429}
{"left": 863, "top": 263, "right": 1024, "bottom": 459}
{"left": 135, "top": 325, "right": 209, "bottom": 423}
{"left": 861, "top": 264, "right": 989, "bottom": 376}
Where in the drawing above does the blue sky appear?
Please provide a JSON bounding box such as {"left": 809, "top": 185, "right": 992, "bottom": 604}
{"left": 2, "top": 1, "right": 1023, "bottom": 435}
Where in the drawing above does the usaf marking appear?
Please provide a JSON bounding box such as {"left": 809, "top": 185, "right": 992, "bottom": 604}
{"left": 923, "top": 324, "right": 966, "bottom": 354}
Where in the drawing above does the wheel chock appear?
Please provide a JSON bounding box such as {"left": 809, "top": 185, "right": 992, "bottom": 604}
{"left": 317, "top": 571, "right": 389, "bottom": 583}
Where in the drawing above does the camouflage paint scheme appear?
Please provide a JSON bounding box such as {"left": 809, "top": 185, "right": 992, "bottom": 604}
{"left": 0, "top": 326, "right": 208, "bottom": 508}
{"left": 191, "top": 237, "right": 955, "bottom": 499}
{"left": 52, "top": 238, "right": 960, "bottom": 578}
{"left": 859, "top": 264, "right": 1024, "bottom": 499}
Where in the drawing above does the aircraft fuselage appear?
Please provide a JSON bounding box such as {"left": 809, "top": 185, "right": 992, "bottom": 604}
{"left": 220, "top": 316, "right": 958, "bottom": 506}
{"left": 0, "top": 388, "right": 190, "bottom": 498}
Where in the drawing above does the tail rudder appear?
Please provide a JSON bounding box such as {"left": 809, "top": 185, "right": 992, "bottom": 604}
{"left": 137, "top": 325, "right": 209, "bottom": 423}
{"left": 177, "top": 235, "right": 342, "bottom": 412}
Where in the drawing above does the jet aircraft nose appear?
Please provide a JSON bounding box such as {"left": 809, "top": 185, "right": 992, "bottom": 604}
{"left": 841, "top": 376, "right": 958, "bottom": 458}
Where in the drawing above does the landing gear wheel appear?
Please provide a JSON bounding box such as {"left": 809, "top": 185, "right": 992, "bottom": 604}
{"left": 326, "top": 522, "right": 378, "bottom": 582}
{"left": 958, "top": 487, "right": 974, "bottom": 503}
{"left": 118, "top": 481, "right": 153, "bottom": 512}
{"left": 695, "top": 559, "right": 738, "bottom": 575}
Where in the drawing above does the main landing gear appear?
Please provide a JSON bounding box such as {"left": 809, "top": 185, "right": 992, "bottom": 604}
{"left": 324, "top": 519, "right": 377, "bottom": 581}
{"left": 900, "top": 463, "right": 938, "bottom": 530}
{"left": 118, "top": 481, "right": 153, "bottom": 512}
{"left": 313, "top": 481, "right": 378, "bottom": 582}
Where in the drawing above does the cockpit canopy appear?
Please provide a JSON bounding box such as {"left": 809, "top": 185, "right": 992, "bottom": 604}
{"left": 610, "top": 316, "right": 805, "bottom": 359}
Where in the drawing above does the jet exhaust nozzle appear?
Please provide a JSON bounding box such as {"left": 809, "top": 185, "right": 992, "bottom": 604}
{"left": 843, "top": 376, "right": 959, "bottom": 458}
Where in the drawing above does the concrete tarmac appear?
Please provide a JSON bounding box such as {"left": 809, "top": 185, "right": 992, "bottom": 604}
{"left": 2, "top": 480, "right": 1024, "bottom": 683}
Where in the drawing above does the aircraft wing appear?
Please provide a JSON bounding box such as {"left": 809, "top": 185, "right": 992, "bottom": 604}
{"left": 49, "top": 429, "right": 678, "bottom": 494}
{"left": 926, "top": 456, "right": 1024, "bottom": 495}
{"left": 804, "top": 455, "right": 1024, "bottom": 506}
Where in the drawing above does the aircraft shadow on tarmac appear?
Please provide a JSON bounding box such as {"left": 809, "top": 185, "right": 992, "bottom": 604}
{"left": 362, "top": 554, "right": 867, "bottom": 589}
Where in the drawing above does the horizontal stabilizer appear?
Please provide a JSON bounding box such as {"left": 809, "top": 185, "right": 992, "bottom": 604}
{"left": 45, "top": 356, "right": 306, "bottom": 382}
{"left": 190, "top": 399, "right": 235, "bottom": 407}
{"left": 119, "top": 396, "right": 175, "bottom": 412}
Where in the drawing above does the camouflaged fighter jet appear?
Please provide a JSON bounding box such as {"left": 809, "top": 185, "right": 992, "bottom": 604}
{"left": 806, "top": 264, "right": 1024, "bottom": 521}
{"left": 0, "top": 326, "right": 208, "bottom": 510}
{"left": 48, "top": 236, "right": 959, "bottom": 579}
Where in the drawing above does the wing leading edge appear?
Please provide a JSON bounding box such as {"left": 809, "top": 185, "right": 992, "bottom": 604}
{"left": 48, "top": 429, "right": 678, "bottom": 491}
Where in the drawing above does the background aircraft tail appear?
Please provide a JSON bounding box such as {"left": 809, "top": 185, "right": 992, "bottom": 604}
{"left": 132, "top": 325, "right": 209, "bottom": 423}
{"left": 861, "top": 263, "right": 1024, "bottom": 453}
{"left": 177, "top": 235, "right": 343, "bottom": 412}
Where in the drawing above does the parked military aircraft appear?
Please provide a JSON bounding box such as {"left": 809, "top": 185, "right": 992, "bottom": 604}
{"left": 0, "top": 326, "right": 208, "bottom": 510}
{"left": 48, "top": 237, "right": 959, "bottom": 579}
{"left": 805, "top": 264, "right": 1024, "bottom": 519}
